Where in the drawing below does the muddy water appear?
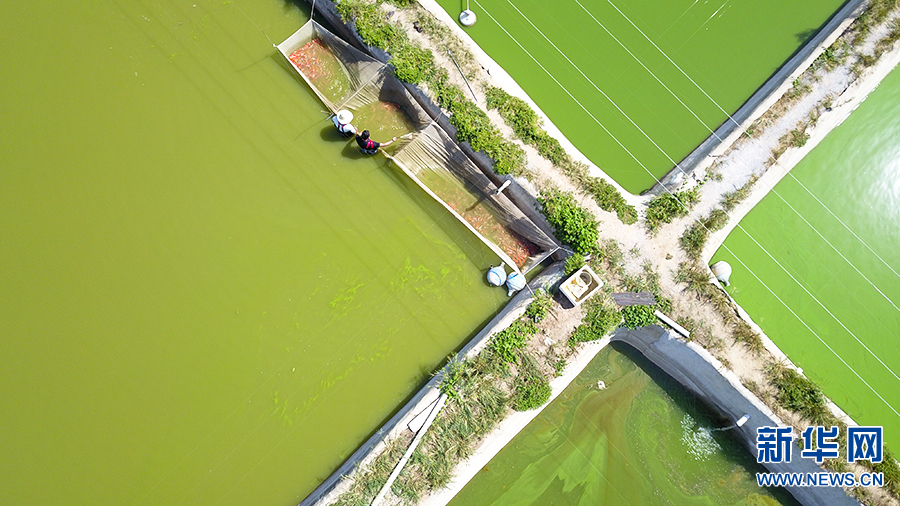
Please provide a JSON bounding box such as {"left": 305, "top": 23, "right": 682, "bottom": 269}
{"left": 0, "top": 2, "right": 509, "bottom": 504}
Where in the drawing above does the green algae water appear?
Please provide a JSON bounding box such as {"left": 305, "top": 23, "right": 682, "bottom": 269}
{"left": 449, "top": 346, "right": 797, "bottom": 506}
{"left": 0, "top": 2, "right": 510, "bottom": 504}
{"left": 437, "top": 0, "right": 846, "bottom": 193}
{"left": 712, "top": 65, "right": 900, "bottom": 450}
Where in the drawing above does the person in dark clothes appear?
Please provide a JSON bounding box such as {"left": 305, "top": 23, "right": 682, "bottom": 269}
{"left": 356, "top": 130, "right": 397, "bottom": 155}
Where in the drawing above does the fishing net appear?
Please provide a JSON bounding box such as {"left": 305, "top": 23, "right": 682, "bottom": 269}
{"left": 278, "top": 20, "right": 558, "bottom": 273}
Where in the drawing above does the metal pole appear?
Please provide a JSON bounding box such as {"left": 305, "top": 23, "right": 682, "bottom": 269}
{"left": 447, "top": 49, "right": 478, "bottom": 102}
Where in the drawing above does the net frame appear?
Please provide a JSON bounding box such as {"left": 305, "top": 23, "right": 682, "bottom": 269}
{"left": 278, "top": 21, "right": 559, "bottom": 274}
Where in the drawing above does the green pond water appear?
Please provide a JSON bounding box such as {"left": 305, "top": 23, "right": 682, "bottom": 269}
{"left": 437, "top": 0, "right": 846, "bottom": 193}
{"left": 0, "top": 2, "right": 511, "bottom": 504}
{"left": 449, "top": 346, "right": 798, "bottom": 506}
{"left": 712, "top": 65, "right": 900, "bottom": 450}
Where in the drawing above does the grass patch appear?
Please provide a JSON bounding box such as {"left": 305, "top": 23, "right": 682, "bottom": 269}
{"left": 720, "top": 175, "right": 758, "bottom": 212}
{"left": 645, "top": 187, "right": 700, "bottom": 234}
{"left": 767, "top": 363, "right": 830, "bottom": 424}
{"left": 511, "top": 353, "right": 552, "bottom": 411}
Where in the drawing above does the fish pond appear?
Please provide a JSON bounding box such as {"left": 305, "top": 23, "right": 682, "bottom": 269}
{"left": 0, "top": 1, "right": 510, "bottom": 504}
{"left": 437, "top": 0, "right": 847, "bottom": 193}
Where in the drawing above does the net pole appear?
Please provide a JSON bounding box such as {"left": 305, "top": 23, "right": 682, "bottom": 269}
{"left": 447, "top": 49, "right": 477, "bottom": 102}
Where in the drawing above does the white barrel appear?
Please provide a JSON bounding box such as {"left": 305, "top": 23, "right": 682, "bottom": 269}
{"left": 710, "top": 261, "right": 733, "bottom": 286}
{"left": 506, "top": 272, "right": 525, "bottom": 296}
{"left": 486, "top": 264, "right": 507, "bottom": 286}
{"left": 459, "top": 10, "right": 477, "bottom": 26}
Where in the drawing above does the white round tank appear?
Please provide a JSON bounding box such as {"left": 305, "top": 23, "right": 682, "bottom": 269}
{"left": 506, "top": 272, "right": 525, "bottom": 296}
{"left": 486, "top": 264, "right": 507, "bottom": 287}
{"left": 459, "top": 9, "right": 477, "bottom": 26}
{"left": 710, "top": 261, "right": 733, "bottom": 286}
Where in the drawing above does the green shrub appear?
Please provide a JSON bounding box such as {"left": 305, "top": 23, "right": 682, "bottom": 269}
{"left": 512, "top": 371, "right": 552, "bottom": 411}
{"left": 449, "top": 99, "right": 525, "bottom": 175}
{"left": 485, "top": 87, "right": 540, "bottom": 143}
{"left": 390, "top": 42, "right": 436, "bottom": 84}
{"left": 584, "top": 176, "right": 638, "bottom": 224}
{"left": 645, "top": 187, "right": 700, "bottom": 233}
{"left": 621, "top": 304, "right": 657, "bottom": 329}
{"left": 525, "top": 289, "right": 553, "bottom": 323}
{"left": 537, "top": 189, "right": 599, "bottom": 255}
{"left": 428, "top": 69, "right": 465, "bottom": 109}
{"left": 488, "top": 318, "right": 537, "bottom": 364}
{"left": 564, "top": 254, "right": 585, "bottom": 276}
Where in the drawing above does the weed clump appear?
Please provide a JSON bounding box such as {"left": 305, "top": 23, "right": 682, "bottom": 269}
{"left": 568, "top": 298, "right": 621, "bottom": 345}
{"left": 768, "top": 364, "right": 830, "bottom": 424}
{"left": 680, "top": 208, "right": 730, "bottom": 260}
{"left": 525, "top": 289, "right": 553, "bottom": 323}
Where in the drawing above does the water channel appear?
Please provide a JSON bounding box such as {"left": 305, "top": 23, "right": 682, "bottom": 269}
{"left": 0, "top": 2, "right": 509, "bottom": 504}
{"left": 448, "top": 346, "right": 798, "bottom": 506}
{"left": 712, "top": 64, "right": 900, "bottom": 450}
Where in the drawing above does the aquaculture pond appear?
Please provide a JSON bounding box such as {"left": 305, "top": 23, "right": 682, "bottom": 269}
{"left": 438, "top": 0, "right": 847, "bottom": 193}
{"left": 0, "top": 2, "right": 510, "bottom": 505}
{"left": 712, "top": 65, "right": 900, "bottom": 450}
{"left": 449, "top": 346, "right": 798, "bottom": 506}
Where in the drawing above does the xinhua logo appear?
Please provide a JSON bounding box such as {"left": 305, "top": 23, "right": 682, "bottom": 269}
{"left": 756, "top": 425, "right": 884, "bottom": 464}
{"left": 848, "top": 427, "right": 883, "bottom": 463}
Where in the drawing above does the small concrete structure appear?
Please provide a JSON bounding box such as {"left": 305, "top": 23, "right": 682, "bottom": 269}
{"left": 559, "top": 265, "right": 603, "bottom": 307}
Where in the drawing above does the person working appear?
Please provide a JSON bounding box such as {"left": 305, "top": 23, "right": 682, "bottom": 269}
{"left": 356, "top": 130, "right": 397, "bottom": 155}
{"left": 332, "top": 110, "right": 356, "bottom": 138}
